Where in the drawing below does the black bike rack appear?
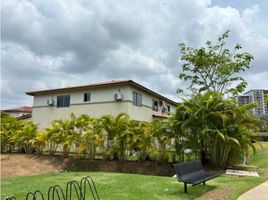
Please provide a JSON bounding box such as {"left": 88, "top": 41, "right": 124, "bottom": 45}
{"left": 5, "top": 176, "right": 100, "bottom": 200}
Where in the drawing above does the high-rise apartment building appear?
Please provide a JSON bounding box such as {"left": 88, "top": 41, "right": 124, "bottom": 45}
{"left": 235, "top": 89, "right": 268, "bottom": 117}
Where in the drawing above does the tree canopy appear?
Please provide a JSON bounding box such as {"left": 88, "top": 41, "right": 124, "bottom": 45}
{"left": 178, "top": 30, "right": 254, "bottom": 95}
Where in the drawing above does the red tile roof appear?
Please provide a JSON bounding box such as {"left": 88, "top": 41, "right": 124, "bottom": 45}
{"left": 1, "top": 106, "right": 32, "bottom": 113}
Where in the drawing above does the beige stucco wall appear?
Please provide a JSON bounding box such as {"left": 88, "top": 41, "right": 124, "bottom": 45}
{"left": 31, "top": 85, "right": 177, "bottom": 129}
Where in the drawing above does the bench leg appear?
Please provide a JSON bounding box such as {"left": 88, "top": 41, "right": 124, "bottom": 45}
{"left": 203, "top": 181, "right": 206, "bottom": 185}
{"left": 184, "top": 183, "right": 187, "bottom": 193}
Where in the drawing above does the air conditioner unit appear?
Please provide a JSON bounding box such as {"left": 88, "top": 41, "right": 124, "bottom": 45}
{"left": 47, "top": 99, "right": 54, "bottom": 106}
{"left": 162, "top": 106, "right": 167, "bottom": 113}
{"left": 114, "top": 93, "right": 123, "bottom": 101}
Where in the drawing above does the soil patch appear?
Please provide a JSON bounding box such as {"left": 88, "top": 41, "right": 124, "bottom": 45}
{"left": 0, "top": 154, "right": 67, "bottom": 178}
{"left": 67, "top": 158, "right": 175, "bottom": 176}
{"left": 197, "top": 187, "right": 232, "bottom": 200}
{"left": 1, "top": 154, "right": 175, "bottom": 178}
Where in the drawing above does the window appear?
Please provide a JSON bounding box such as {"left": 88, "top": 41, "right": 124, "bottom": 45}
{"left": 152, "top": 99, "right": 158, "bottom": 111}
{"left": 133, "top": 92, "right": 142, "bottom": 107}
{"left": 84, "top": 92, "right": 91, "bottom": 102}
{"left": 167, "top": 105, "right": 170, "bottom": 113}
{"left": 57, "top": 95, "right": 70, "bottom": 107}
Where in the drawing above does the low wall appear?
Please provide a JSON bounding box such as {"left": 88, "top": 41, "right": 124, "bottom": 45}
{"left": 65, "top": 159, "right": 175, "bottom": 176}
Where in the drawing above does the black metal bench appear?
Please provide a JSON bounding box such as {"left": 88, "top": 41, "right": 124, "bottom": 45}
{"left": 174, "top": 160, "right": 219, "bottom": 193}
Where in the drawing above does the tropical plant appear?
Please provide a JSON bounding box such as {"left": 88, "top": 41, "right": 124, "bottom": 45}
{"left": 149, "top": 119, "right": 171, "bottom": 163}
{"left": 100, "top": 113, "right": 130, "bottom": 161}
{"left": 111, "top": 113, "right": 131, "bottom": 161}
{"left": 78, "top": 116, "right": 104, "bottom": 159}
{"left": 169, "top": 112, "right": 189, "bottom": 162}
{"left": 1, "top": 113, "right": 37, "bottom": 154}
{"left": 128, "top": 120, "right": 156, "bottom": 161}
{"left": 9, "top": 120, "right": 38, "bottom": 154}
{"left": 178, "top": 30, "right": 253, "bottom": 95}
{"left": 175, "top": 91, "right": 260, "bottom": 168}
{"left": 0, "top": 112, "right": 21, "bottom": 153}
{"left": 30, "top": 131, "right": 47, "bottom": 154}
{"left": 44, "top": 121, "right": 63, "bottom": 155}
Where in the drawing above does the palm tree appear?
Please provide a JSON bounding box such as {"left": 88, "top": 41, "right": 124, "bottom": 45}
{"left": 175, "top": 91, "right": 260, "bottom": 168}
{"left": 169, "top": 112, "right": 189, "bottom": 162}
{"left": 1, "top": 112, "right": 37, "bottom": 154}
{"left": 150, "top": 119, "right": 171, "bottom": 163}
{"left": 77, "top": 116, "right": 104, "bottom": 159}
{"left": 10, "top": 120, "right": 38, "bottom": 154}
{"left": 45, "top": 121, "right": 63, "bottom": 155}
{"left": 30, "top": 131, "right": 47, "bottom": 154}
{"left": 130, "top": 121, "right": 157, "bottom": 161}
{"left": 0, "top": 112, "right": 20, "bottom": 153}
{"left": 72, "top": 114, "right": 91, "bottom": 158}
{"left": 100, "top": 113, "right": 130, "bottom": 161}
{"left": 227, "top": 103, "right": 261, "bottom": 165}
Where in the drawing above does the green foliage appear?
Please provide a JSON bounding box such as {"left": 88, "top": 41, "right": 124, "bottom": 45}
{"left": 1, "top": 112, "right": 179, "bottom": 163}
{"left": 42, "top": 113, "right": 105, "bottom": 158}
{"left": 0, "top": 112, "right": 37, "bottom": 153}
{"left": 173, "top": 91, "right": 260, "bottom": 168}
{"left": 265, "top": 93, "right": 268, "bottom": 104}
{"left": 178, "top": 30, "right": 253, "bottom": 95}
{"left": 2, "top": 107, "right": 260, "bottom": 167}
{"left": 259, "top": 115, "right": 268, "bottom": 132}
{"left": 2, "top": 143, "right": 268, "bottom": 200}
{"left": 130, "top": 120, "right": 157, "bottom": 161}
{"left": 150, "top": 119, "right": 172, "bottom": 162}
{"left": 100, "top": 113, "right": 130, "bottom": 160}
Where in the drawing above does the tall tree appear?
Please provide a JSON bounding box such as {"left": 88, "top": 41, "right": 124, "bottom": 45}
{"left": 178, "top": 30, "right": 253, "bottom": 95}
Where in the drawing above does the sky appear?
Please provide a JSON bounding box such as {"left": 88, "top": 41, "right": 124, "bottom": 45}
{"left": 1, "top": 0, "right": 268, "bottom": 109}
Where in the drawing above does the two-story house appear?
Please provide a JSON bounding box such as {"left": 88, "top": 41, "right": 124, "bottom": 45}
{"left": 26, "top": 80, "right": 178, "bottom": 128}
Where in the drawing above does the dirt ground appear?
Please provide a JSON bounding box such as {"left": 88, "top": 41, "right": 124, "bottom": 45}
{"left": 0, "top": 154, "right": 175, "bottom": 179}
{"left": 0, "top": 154, "right": 67, "bottom": 178}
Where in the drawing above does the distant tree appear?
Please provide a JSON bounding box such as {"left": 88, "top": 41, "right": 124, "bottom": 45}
{"left": 265, "top": 93, "right": 268, "bottom": 104}
{"left": 178, "top": 30, "right": 254, "bottom": 95}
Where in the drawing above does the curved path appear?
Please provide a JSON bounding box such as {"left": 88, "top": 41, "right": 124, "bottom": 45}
{"left": 237, "top": 181, "right": 268, "bottom": 200}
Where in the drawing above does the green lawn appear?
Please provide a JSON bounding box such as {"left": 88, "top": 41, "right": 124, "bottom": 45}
{"left": 1, "top": 143, "right": 268, "bottom": 200}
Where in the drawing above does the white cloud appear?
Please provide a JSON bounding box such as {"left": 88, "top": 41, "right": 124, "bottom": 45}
{"left": 1, "top": 0, "right": 268, "bottom": 108}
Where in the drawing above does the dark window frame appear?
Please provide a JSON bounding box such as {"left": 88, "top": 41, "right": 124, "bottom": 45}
{"left": 167, "top": 105, "right": 171, "bottom": 113}
{"left": 57, "top": 95, "right": 70, "bottom": 108}
{"left": 84, "top": 92, "right": 91, "bottom": 102}
{"left": 152, "top": 99, "right": 158, "bottom": 111}
{"left": 133, "top": 92, "right": 142, "bottom": 107}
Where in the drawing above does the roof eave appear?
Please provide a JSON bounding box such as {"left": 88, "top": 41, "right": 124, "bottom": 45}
{"left": 26, "top": 80, "right": 179, "bottom": 106}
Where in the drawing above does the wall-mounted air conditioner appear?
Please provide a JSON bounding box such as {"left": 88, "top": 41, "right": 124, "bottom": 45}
{"left": 114, "top": 93, "right": 123, "bottom": 101}
{"left": 162, "top": 106, "right": 167, "bottom": 113}
{"left": 47, "top": 99, "right": 54, "bottom": 106}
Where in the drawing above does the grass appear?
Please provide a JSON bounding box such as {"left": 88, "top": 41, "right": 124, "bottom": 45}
{"left": 1, "top": 143, "right": 268, "bottom": 200}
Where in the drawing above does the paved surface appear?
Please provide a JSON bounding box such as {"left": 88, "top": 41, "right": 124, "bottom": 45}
{"left": 237, "top": 181, "right": 268, "bottom": 200}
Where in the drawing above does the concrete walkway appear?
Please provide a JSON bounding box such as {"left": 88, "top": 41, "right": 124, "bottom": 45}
{"left": 237, "top": 181, "right": 268, "bottom": 200}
